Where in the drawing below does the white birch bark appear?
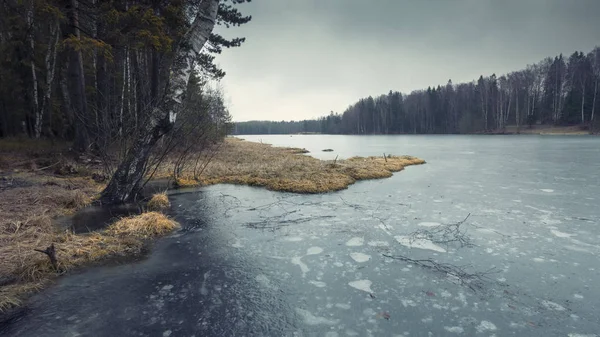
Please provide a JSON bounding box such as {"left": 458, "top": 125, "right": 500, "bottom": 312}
{"left": 38, "top": 20, "right": 60, "bottom": 138}
{"left": 27, "top": 1, "right": 41, "bottom": 138}
{"left": 101, "top": 0, "right": 220, "bottom": 204}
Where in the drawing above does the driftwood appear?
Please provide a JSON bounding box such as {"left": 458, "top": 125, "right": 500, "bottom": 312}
{"left": 34, "top": 244, "right": 58, "bottom": 271}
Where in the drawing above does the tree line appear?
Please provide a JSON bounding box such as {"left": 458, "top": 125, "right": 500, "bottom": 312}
{"left": 1, "top": 0, "right": 249, "bottom": 203}
{"left": 234, "top": 47, "right": 600, "bottom": 135}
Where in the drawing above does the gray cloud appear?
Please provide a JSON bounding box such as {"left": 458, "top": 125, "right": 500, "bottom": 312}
{"left": 213, "top": 0, "right": 600, "bottom": 121}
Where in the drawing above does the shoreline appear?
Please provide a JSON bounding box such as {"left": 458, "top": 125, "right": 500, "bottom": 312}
{"left": 0, "top": 138, "right": 425, "bottom": 316}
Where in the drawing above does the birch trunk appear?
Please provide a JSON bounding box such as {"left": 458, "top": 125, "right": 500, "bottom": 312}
{"left": 69, "top": 0, "right": 90, "bottom": 152}
{"left": 39, "top": 21, "right": 60, "bottom": 138}
{"left": 27, "top": 2, "right": 41, "bottom": 138}
{"left": 100, "top": 0, "right": 220, "bottom": 204}
{"left": 581, "top": 81, "right": 586, "bottom": 124}
{"left": 591, "top": 79, "right": 598, "bottom": 123}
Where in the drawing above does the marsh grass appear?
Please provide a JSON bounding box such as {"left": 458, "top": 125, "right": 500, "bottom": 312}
{"left": 0, "top": 137, "right": 423, "bottom": 313}
{"left": 164, "top": 138, "right": 425, "bottom": 193}
{"left": 146, "top": 192, "right": 170, "bottom": 211}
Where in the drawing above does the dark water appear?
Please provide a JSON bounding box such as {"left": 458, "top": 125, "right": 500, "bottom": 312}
{"left": 3, "top": 135, "right": 600, "bottom": 336}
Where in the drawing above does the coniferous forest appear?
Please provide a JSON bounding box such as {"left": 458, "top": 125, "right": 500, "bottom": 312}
{"left": 0, "top": 0, "right": 250, "bottom": 145}
{"left": 234, "top": 47, "right": 600, "bottom": 135}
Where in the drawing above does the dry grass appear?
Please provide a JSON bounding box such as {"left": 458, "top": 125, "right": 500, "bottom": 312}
{"left": 147, "top": 192, "right": 170, "bottom": 211}
{"left": 106, "top": 212, "right": 178, "bottom": 238}
{"left": 0, "top": 137, "right": 424, "bottom": 313}
{"left": 164, "top": 138, "right": 425, "bottom": 193}
{"left": 0, "top": 139, "right": 178, "bottom": 314}
{"left": 174, "top": 177, "right": 200, "bottom": 188}
{"left": 0, "top": 211, "right": 175, "bottom": 313}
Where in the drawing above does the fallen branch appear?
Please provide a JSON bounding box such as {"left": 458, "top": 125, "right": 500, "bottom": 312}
{"left": 382, "top": 253, "right": 497, "bottom": 292}
{"left": 34, "top": 244, "right": 58, "bottom": 271}
{"left": 408, "top": 213, "right": 474, "bottom": 249}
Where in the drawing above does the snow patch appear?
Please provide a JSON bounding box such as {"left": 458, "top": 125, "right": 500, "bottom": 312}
{"left": 551, "top": 229, "right": 575, "bottom": 238}
{"left": 255, "top": 274, "right": 273, "bottom": 288}
{"left": 348, "top": 280, "right": 372, "bottom": 293}
{"left": 292, "top": 257, "right": 309, "bottom": 277}
{"left": 350, "top": 252, "right": 371, "bottom": 263}
{"left": 444, "top": 326, "right": 464, "bottom": 334}
{"left": 231, "top": 239, "right": 243, "bottom": 248}
{"left": 475, "top": 320, "right": 497, "bottom": 333}
{"left": 395, "top": 235, "right": 446, "bottom": 253}
{"left": 401, "top": 299, "right": 417, "bottom": 307}
{"left": 283, "top": 236, "right": 303, "bottom": 242}
{"left": 418, "top": 222, "right": 441, "bottom": 227}
{"left": 367, "top": 241, "right": 389, "bottom": 247}
{"left": 345, "top": 237, "right": 364, "bottom": 246}
{"left": 295, "top": 308, "right": 339, "bottom": 326}
{"left": 309, "top": 280, "right": 326, "bottom": 288}
{"left": 335, "top": 303, "right": 351, "bottom": 310}
{"left": 306, "top": 246, "right": 323, "bottom": 255}
{"left": 541, "top": 300, "right": 565, "bottom": 311}
{"left": 440, "top": 290, "right": 452, "bottom": 298}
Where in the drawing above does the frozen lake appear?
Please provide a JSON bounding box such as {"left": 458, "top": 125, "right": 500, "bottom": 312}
{"left": 5, "top": 135, "right": 600, "bottom": 336}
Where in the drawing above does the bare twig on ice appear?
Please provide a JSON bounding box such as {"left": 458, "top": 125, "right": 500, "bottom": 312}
{"left": 408, "top": 213, "right": 474, "bottom": 249}
{"left": 382, "top": 253, "right": 497, "bottom": 292}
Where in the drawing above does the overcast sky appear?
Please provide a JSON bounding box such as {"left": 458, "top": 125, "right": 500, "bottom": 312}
{"left": 213, "top": 0, "right": 600, "bottom": 122}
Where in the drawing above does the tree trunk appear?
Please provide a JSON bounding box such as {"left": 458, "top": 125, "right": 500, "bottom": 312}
{"left": 100, "top": 0, "right": 219, "bottom": 204}
{"left": 581, "top": 81, "right": 586, "bottom": 124}
{"left": 40, "top": 20, "right": 60, "bottom": 138}
{"left": 27, "top": 1, "right": 41, "bottom": 138}
{"left": 69, "top": 0, "right": 89, "bottom": 152}
{"left": 591, "top": 79, "right": 598, "bottom": 123}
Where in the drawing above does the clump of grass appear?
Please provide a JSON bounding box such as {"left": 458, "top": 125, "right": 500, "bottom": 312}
{"left": 1, "top": 211, "right": 177, "bottom": 312}
{"left": 147, "top": 192, "right": 170, "bottom": 211}
{"left": 106, "top": 212, "right": 178, "bottom": 238}
{"left": 174, "top": 177, "right": 200, "bottom": 188}
{"left": 0, "top": 282, "right": 45, "bottom": 312}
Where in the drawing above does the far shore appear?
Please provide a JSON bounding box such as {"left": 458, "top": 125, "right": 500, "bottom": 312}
{"left": 232, "top": 124, "right": 598, "bottom": 136}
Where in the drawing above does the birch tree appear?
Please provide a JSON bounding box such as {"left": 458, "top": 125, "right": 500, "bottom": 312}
{"left": 99, "top": 0, "right": 221, "bottom": 203}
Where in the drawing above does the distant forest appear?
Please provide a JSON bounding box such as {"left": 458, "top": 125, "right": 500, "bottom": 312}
{"left": 234, "top": 47, "right": 600, "bottom": 135}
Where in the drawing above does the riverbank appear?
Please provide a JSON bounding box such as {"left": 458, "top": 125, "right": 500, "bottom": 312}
{"left": 0, "top": 137, "right": 425, "bottom": 315}
{"left": 0, "top": 140, "right": 178, "bottom": 315}
{"left": 160, "top": 137, "right": 426, "bottom": 192}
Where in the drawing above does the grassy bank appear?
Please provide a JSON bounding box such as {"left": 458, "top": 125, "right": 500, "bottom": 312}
{"left": 0, "top": 140, "right": 180, "bottom": 314}
{"left": 162, "top": 138, "right": 426, "bottom": 192}
{"left": 0, "top": 137, "right": 424, "bottom": 314}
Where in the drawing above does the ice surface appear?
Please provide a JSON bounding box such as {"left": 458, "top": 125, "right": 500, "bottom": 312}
{"left": 295, "top": 308, "right": 340, "bottom": 325}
